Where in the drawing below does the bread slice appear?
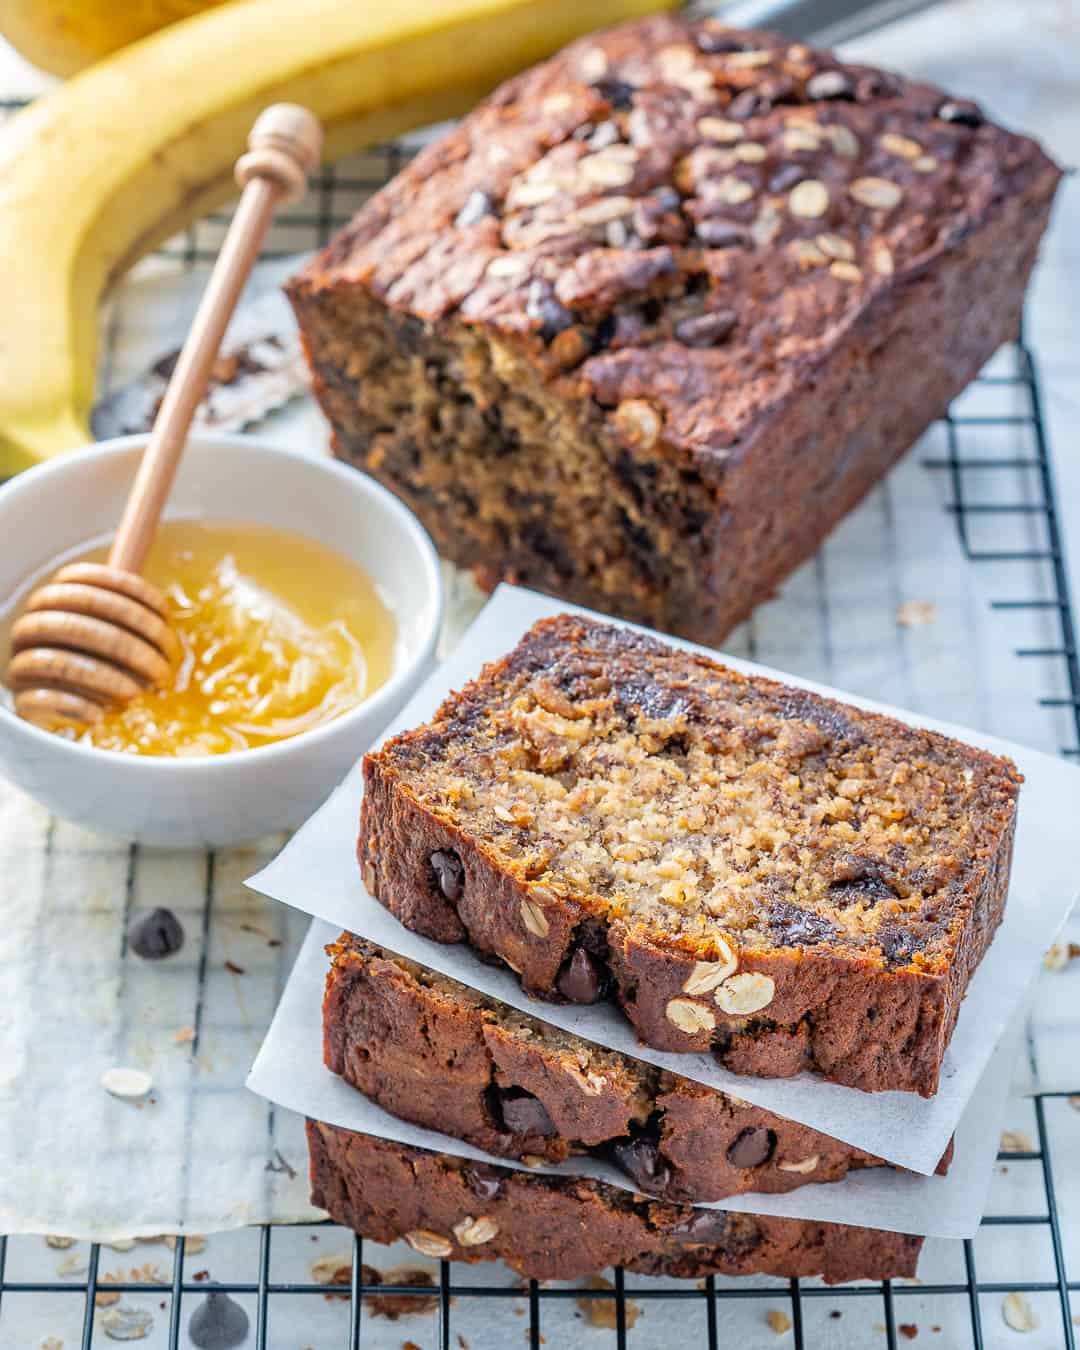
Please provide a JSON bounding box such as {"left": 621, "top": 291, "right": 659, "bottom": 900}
{"left": 324, "top": 935, "right": 953, "bottom": 1203}
{"left": 308, "top": 1119, "right": 924, "bottom": 1283}
{"left": 359, "top": 615, "right": 1021, "bottom": 1094}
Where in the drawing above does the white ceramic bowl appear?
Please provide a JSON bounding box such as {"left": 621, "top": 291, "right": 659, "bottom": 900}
{"left": 0, "top": 434, "right": 442, "bottom": 847}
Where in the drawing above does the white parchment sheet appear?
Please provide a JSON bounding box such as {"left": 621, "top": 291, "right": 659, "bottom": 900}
{"left": 248, "top": 586, "right": 1080, "bottom": 1176}
{"left": 247, "top": 918, "right": 1024, "bottom": 1241}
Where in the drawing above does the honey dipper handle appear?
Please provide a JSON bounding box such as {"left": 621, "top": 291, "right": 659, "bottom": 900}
{"left": 108, "top": 104, "right": 323, "bottom": 576}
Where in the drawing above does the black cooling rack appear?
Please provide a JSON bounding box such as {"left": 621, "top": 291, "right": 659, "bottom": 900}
{"left": 0, "top": 99, "right": 1078, "bottom": 1349}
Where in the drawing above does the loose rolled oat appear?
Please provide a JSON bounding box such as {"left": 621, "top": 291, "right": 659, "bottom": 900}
{"left": 849, "top": 177, "right": 903, "bottom": 210}
{"left": 101, "top": 1068, "right": 153, "bottom": 1101}
{"left": 101, "top": 1306, "right": 153, "bottom": 1342}
{"left": 1002, "top": 1292, "right": 1039, "bottom": 1333}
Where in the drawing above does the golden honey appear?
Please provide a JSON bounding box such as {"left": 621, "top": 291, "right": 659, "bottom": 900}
{"left": 2, "top": 520, "right": 396, "bottom": 756}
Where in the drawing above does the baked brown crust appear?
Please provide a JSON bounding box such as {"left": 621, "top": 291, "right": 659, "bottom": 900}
{"left": 288, "top": 16, "right": 1061, "bottom": 645}
{"left": 358, "top": 615, "right": 1021, "bottom": 1095}
{"left": 308, "top": 1119, "right": 924, "bottom": 1283}
{"left": 325, "top": 935, "right": 953, "bottom": 1203}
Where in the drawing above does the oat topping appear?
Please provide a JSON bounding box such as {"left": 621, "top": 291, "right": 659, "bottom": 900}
{"left": 788, "top": 179, "right": 829, "bottom": 218}
{"left": 698, "top": 116, "right": 744, "bottom": 143}
{"left": 848, "top": 176, "right": 903, "bottom": 209}
{"left": 783, "top": 125, "right": 823, "bottom": 153}
{"left": 828, "top": 124, "right": 860, "bottom": 158}
{"left": 298, "top": 11, "right": 1050, "bottom": 467}
{"left": 788, "top": 239, "right": 828, "bottom": 269}
{"left": 872, "top": 243, "right": 895, "bottom": 275}
{"left": 816, "top": 232, "right": 854, "bottom": 260}
{"left": 879, "top": 132, "right": 922, "bottom": 160}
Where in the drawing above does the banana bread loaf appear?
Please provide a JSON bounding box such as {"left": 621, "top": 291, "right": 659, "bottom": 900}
{"left": 359, "top": 615, "right": 1021, "bottom": 1095}
{"left": 288, "top": 15, "right": 1061, "bottom": 645}
{"left": 325, "top": 935, "right": 953, "bottom": 1202}
{"left": 308, "top": 1120, "right": 924, "bottom": 1283}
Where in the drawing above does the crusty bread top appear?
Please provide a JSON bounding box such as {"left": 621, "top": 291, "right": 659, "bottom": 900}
{"left": 291, "top": 15, "right": 1060, "bottom": 460}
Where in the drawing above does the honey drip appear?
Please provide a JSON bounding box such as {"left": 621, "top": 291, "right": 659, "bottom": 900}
{"left": 4, "top": 520, "right": 397, "bottom": 756}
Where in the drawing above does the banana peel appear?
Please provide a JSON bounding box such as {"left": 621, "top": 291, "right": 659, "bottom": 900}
{"left": 0, "top": 0, "right": 674, "bottom": 478}
{"left": 0, "top": 0, "right": 227, "bottom": 78}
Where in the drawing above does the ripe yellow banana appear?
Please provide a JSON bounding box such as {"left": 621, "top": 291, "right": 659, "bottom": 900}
{"left": 0, "top": 0, "right": 673, "bottom": 477}
{"left": 0, "top": 0, "right": 227, "bottom": 78}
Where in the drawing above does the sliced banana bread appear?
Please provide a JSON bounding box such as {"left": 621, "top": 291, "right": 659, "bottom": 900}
{"left": 325, "top": 935, "right": 953, "bottom": 1202}
{"left": 359, "top": 615, "right": 1021, "bottom": 1095}
{"left": 308, "top": 1120, "right": 923, "bottom": 1282}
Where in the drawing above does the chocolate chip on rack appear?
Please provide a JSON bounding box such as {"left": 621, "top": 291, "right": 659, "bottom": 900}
{"left": 128, "top": 906, "right": 185, "bottom": 960}
{"left": 188, "top": 1291, "right": 249, "bottom": 1350}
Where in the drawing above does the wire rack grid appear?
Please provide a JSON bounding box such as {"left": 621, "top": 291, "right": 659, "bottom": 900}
{"left": 0, "top": 108, "right": 1078, "bottom": 1350}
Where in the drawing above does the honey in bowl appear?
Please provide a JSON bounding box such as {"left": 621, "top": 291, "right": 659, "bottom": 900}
{"left": 1, "top": 520, "right": 397, "bottom": 756}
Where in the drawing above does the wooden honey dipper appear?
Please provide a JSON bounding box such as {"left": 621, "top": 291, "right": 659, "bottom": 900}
{"left": 7, "top": 104, "right": 323, "bottom": 732}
